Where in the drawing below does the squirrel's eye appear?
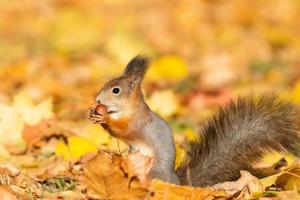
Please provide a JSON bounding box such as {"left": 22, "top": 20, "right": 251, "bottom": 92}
{"left": 112, "top": 87, "right": 121, "bottom": 94}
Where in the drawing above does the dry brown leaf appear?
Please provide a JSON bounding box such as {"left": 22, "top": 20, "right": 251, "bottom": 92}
{"left": 149, "top": 180, "right": 230, "bottom": 200}
{"left": 0, "top": 186, "right": 18, "bottom": 200}
{"left": 22, "top": 118, "right": 56, "bottom": 147}
{"left": 277, "top": 190, "right": 300, "bottom": 200}
{"left": 213, "top": 170, "right": 264, "bottom": 198}
{"left": 84, "top": 151, "right": 233, "bottom": 200}
{"left": 34, "top": 159, "right": 71, "bottom": 180}
{"left": 121, "top": 151, "right": 154, "bottom": 187}
{"left": 0, "top": 164, "right": 42, "bottom": 198}
{"left": 83, "top": 151, "right": 148, "bottom": 200}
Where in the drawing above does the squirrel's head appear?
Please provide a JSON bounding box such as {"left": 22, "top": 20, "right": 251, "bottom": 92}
{"left": 95, "top": 55, "right": 149, "bottom": 118}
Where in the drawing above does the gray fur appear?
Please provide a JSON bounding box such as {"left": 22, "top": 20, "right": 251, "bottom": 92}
{"left": 128, "top": 103, "right": 180, "bottom": 184}
{"left": 176, "top": 95, "right": 300, "bottom": 187}
{"left": 145, "top": 112, "right": 179, "bottom": 184}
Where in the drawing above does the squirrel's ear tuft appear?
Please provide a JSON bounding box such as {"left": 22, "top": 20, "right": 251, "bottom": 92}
{"left": 123, "top": 55, "right": 150, "bottom": 81}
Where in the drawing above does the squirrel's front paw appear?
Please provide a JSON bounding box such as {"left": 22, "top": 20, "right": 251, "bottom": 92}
{"left": 88, "top": 107, "right": 107, "bottom": 124}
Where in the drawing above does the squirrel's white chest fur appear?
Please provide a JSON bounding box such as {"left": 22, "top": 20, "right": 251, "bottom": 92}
{"left": 130, "top": 142, "right": 154, "bottom": 157}
{"left": 110, "top": 112, "right": 121, "bottom": 120}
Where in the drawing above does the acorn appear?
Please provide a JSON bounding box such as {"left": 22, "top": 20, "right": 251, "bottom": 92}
{"left": 94, "top": 104, "right": 108, "bottom": 116}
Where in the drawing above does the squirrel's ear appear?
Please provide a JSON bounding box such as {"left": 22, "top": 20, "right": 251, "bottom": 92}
{"left": 123, "top": 55, "right": 150, "bottom": 87}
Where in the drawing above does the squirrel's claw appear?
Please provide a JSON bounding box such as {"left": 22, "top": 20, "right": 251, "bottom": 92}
{"left": 89, "top": 108, "right": 107, "bottom": 124}
{"left": 89, "top": 116, "right": 106, "bottom": 124}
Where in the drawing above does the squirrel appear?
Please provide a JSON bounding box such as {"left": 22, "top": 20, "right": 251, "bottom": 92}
{"left": 89, "top": 55, "right": 300, "bottom": 187}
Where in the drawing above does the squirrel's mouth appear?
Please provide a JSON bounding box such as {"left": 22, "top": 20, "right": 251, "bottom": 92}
{"left": 108, "top": 110, "right": 118, "bottom": 114}
{"left": 107, "top": 106, "right": 121, "bottom": 120}
{"left": 106, "top": 106, "right": 119, "bottom": 115}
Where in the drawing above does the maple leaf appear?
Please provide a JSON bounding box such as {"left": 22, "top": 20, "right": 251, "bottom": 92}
{"left": 83, "top": 151, "right": 148, "bottom": 199}
{"left": 12, "top": 92, "right": 53, "bottom": 126}
{"left": 0, "top": 91, "right": 54, "bottom": 155}
{"left": 0, "top": 103, "right": 24, "bottom": 146}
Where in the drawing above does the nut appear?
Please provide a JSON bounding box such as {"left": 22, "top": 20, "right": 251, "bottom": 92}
{"left": 95, "top": 104, "right": 108, "bottom": 116}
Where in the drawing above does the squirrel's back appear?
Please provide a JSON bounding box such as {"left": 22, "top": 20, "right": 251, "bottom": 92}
{"left": 177, "top": 95, "right": 300, "bottom": 187}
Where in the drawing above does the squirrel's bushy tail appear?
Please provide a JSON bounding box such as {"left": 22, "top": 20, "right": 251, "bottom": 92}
{"left": 176, "top": 95, "right": 300, "bottom": 187}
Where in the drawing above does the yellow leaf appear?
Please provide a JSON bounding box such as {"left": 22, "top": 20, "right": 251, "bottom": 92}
{"left": 0, "top": 103, "right": 25, "bottom": 147}
{"left": 90, "top": 63, "right": 123, "bottom": 81}
{"left": 147, "top": 55, "right": 188, "bottom": 82}
{"left": 51, "top": 9, "right": 102, "bottom": 54}
{"left": 56, "top": 136, "right": 98, "bottom": 160}
{"left": 283, "top": 176, "right": 300, "bottom": 191}
{"left": 260, "top": 173, "right": 281, "bottom": 189}
{"left": 291, "top": 80, "right": 300, "bottom": 104}
{"left": 263, "top": 27, "right": 291, "bottom": 47}
{"left": 184, "top": 128, "right": 197, "bottom": 141}
{"left": 82, "top": 124, "right": 110, "bottom": 146}
{"left": 266, "top": 69, "right": 285, "bottom": 85}
{"left": 147, "top": 89, "right": 180, "bottom": 118}
{"left": 261, "top": 152, "right": 295, "bottom": 165}
{"left": 275, "top": 161, "right": 300, "bottom": 191}
{"left": 175, "top": 145, "right": 186, "bottom": 169}
{"left": 106, "top": 31, "right": 153, "bottom": 64}
{"left": 259, "top": 153, "right": 297, "bottom": 189}
{"left": 106, "top": 137, "right": 129, "bottom": 153}
{"left": 68, "top": 136, "right": 98, "bottom": 159}
{"left": 12, "top": 91, "right": 53, "bottom": 126}
{"left": 150, "top": 180, "right": 228, "bottom": 200}
{"left": 0, "top": 145, "right": 10, "bottom": 160}
{"left": 55, "top": 140, "right": 71, "bottom": 160}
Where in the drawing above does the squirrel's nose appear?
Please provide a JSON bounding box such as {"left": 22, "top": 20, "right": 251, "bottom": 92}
{"left": 95, "top": 97, "right": 101, "bottom": 104}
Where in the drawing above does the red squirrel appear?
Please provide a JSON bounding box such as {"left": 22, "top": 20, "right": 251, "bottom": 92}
{"left": 89, "top": 55, "right": 300, "bottom": 187}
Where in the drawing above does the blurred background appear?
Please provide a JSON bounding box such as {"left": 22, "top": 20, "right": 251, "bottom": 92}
{"left": 0, "top": 0, "right": 300, "bottom": 160}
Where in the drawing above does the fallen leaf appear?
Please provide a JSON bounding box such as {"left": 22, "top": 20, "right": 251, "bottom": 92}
{"left": 0, "top": 186, "right": 18, "bottom": 200}
{"left": 200, "top": 52, "right": 236, "bottom": 90}
{"left": 122, "top": 152, "right": 154, "bottom": 186}
{"left": 0, "top": 91, "right": 54, "bottom": 149}
{"left": 277, "top": 190, "right": 300, "bottom": 200}
{"left": 184, "top": 128, "right": 197, "bottom": 141}
{"left": 22, "top": 119, "right": 55, "bottom": 147}
{"left": 56, "top": 136, "right": 98, "bottom": 160}
{"left": 276, "top": 161, "right": 300, "bottom": 191}
{"left": 261, "top": 155, "right": 294, "bottom": 171}
{"left": 13, "top": 92, "right": 53, "bottom": 126}
{"left": 106, "top": 137, "right": 129, "bottom": 153}
{"left": 212, "top": 170, "right": 264, "bottom": 198}
{"left": 147, "top": 89, "right": 180, "bottom": 118}
{"left": 55, "top": 140, "right": 71, "bottom": 160}
{"left": 147, "top": 55, "right": 188, "bottom": 82}
{"left": 0, "top": 164, "right": 41, "bottom": 198}
{"left": 68, "top": 136, "right": 98, "bottom": 159}
{"left": 149, "top": 180, "right": 230, "bottom": 200}
{"left": 291, "top": 80, "right": 300, "bottom": 104}
{"left": 175, "top": 145, "right": 186, "bottom": 169}
{"left": 35, "top": 159, "right": 71, "bottom": 180}
{"left": 0, "top": 103, "right": 25, "bottom": 146}
{"left": 81, "top": 123, "right": 110, "bottom": 147}
{"left": 83, "top": 151, "right": 148, "bottom": 199}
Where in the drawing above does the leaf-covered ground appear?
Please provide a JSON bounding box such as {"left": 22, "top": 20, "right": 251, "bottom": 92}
{"left": 0, "top": 0, "right": 300, "bottom": 199}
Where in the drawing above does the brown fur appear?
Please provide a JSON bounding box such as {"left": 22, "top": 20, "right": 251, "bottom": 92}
{"left": 106, "top": 117, "right": 139, "bottom": 141}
